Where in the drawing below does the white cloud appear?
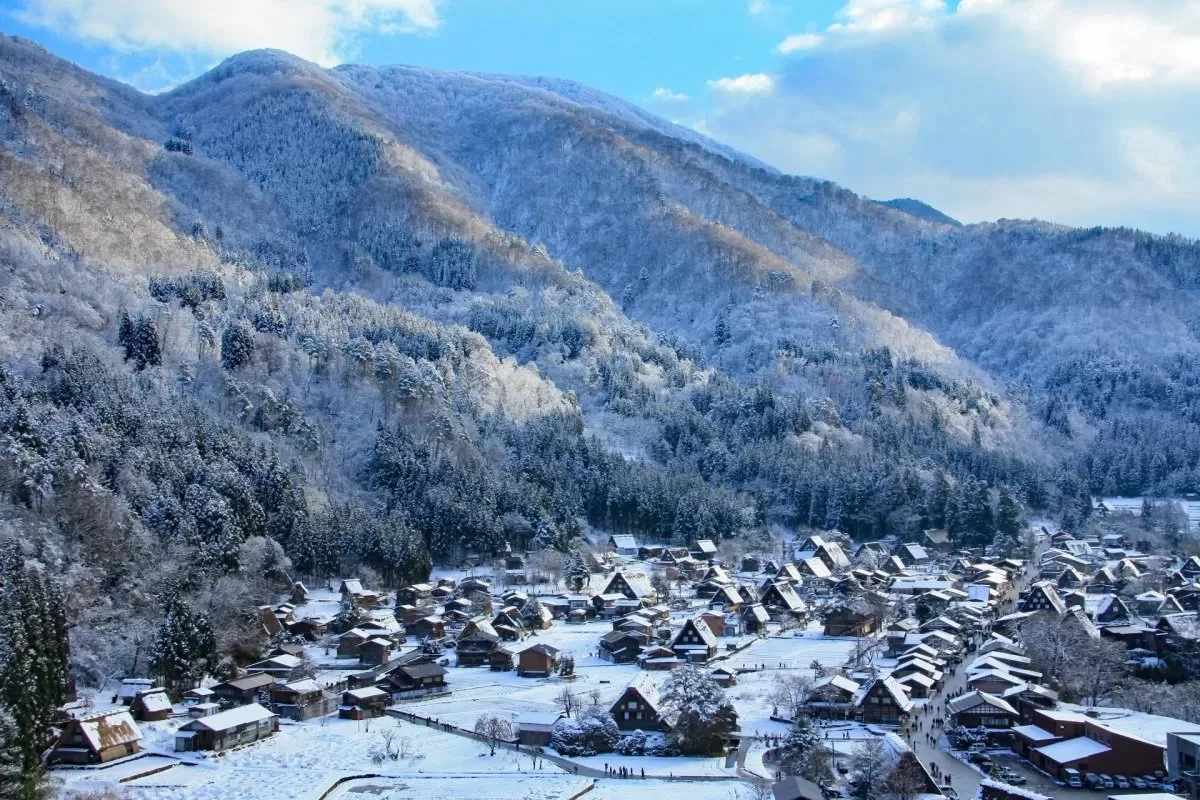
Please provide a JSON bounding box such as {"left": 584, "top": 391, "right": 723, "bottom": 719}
{"left": 698, "top": 0, "right": 1200, "bottom": 235}
{"left": 777, "top": 33, "right": 823, "bottom": 53}
{"left": 15, "top": 0, "right": 442, "bottom": 66}
{"left": 747, "top": 0, "right": 774, "bottom": 16}
{"left": 707, "top": 73, "right": 775, "bottom": 97}
{"left": 651, "top": 87, "right": 690, "bottom": 103}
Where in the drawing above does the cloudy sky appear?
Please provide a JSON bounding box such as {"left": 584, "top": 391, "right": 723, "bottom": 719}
{"left": 5, "top": 0, "right": 1199, "bottom": 236}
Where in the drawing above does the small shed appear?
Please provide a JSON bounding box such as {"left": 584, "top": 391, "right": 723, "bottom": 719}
{"left": 182, "top": 686, "right": 215, "bottom": 706}
{"left": 188, "top": 702, "right": 220, "bottom": 719}
{"left": 115, "top": 678, "right": 154, "bottom": 706}
{"left": 516, "top": 712, "right": 564, "bottom": 746}
{"left": 517, "top": 644, "right": 560, "bottom": 677}
{"left": 129, "top": 688, "right": 173, "bottom": 722}
{"left": 340, "top": 686, "right": 388, "bottom": 719}
{"left": 490, "top": 647, "right": 515, "bottom": 671}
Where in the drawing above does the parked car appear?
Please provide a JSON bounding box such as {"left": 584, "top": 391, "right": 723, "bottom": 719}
{"left": 1063, "top": 768, "right": 1083, "bottom": 788}
{"left": 999, "top": 771, "right": 1026, "bottom": 786}
{"left": 1142, "top": 775, "right": 1161, "bottom": 788}
{"left": 1097, "top": 774, "right": 1115, "bottom": 789}
{"left": 1085, "top": 773, "right": 1102, "bottom": 790}
{"left": 1113, "top": 775, "right": 1130, "bottom": 789}
{"left": 967, "top": 752, "right": 991, "bottom": 766}
{"left": 938, "top": 787, "right": 958, "bottom": 799}
{"left": 1130, "top": 777, "right": 1147, "bottom": 789}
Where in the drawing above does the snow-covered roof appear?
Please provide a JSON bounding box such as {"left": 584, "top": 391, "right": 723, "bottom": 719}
{"left": 282, "top": 679, "right": 322, "bottom": 694}
{"left": 967, "top": 669, "right": 1025, "bottom": 687}
{"left": 516, "top": 712, "right": 563, "bottom": 728}
{"left": 897, "top": 672, "right": 936, "bottom": 688}
{"left": 74, "top": 711, "right": 142, "bottom": 750}
{"left": 1011, "top": 724, "right": 1059, "bottom": 742}
{"left": 802, "top": 557, "right": 832, "bottom": 579}
{"left": 184, "top": 703, "right": 276, "bottom": 732}
{"left": 345, "top": 686, "right": 388, "bottom": 701}
{"left": 136, "top": 689, "right": 173, "bottom": 713}
{"left": 949, "top": 690, "right": 1017, "bottom": 716}
{"left": 117, "top": 679, "right": 154, "bottom": 698}
{"left": 813, "top": 674, "right": 860, "bottom": 694}
{"left": 1033, "top": 736, "right": 1111, "bottom": 763}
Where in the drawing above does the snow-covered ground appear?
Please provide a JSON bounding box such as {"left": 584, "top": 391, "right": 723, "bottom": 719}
{"left": 719, "top": 629, "right": 859, "bottom": 672}
{"left": 1100, "top": 495, "right": 1200, "bottom": 530}
{"left": 61, "top": 715, "right": 558, "bottom": 800}
{"left": 324, "top": 774, "right": 590, "bottom": 800}
{"left": 59, "top": 572, "right": 882, "bottom": 799}
{"left": 570, "top": 752, "right": 733, "bottom": 777}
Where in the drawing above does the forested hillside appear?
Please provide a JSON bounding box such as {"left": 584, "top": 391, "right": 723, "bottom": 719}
{"left": 0, "top": 33, "right": 1194, "bottom": 690}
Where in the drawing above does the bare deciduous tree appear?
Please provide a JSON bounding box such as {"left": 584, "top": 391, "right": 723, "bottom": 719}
{"left": 474, "top": 714, "right": 513, "bottom": 756}
{"left": 884, "top": 751, "right": 928, "bottom": 800}
{"left": 557, "top": 686, "right": 578, "bottom": 718}
{"left": 847, "top": 738, "right": 889, "bottom": 798}
{"left": 767, "top": 673, "right": 813, "bottom": 720}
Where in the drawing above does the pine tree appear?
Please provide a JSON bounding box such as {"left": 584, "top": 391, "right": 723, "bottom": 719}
{"left": 221, "top": 321, "right": 255, "bottom": 371}
{"left": 660, "top": 667, "right": 737, "bottom": 755}
{"left": 0, "top": 561, "right": 68, "bottom": 799}
{"left": 563, "top": 549, "right": 590, "bottom": 591}
{"left": 149, "top": 593, "right": 217, "bottom": 698}
{"left": 333, "top": 593, "right": 366, "bottom": 633}
{"left": 777, "top": 714, "right": 831, "bottom": 782}
{"left": 0, "top": 707, "right": 26, "bottom": 800}
{"left": 995, "top": 487, "right": 1023, "bottom": 553}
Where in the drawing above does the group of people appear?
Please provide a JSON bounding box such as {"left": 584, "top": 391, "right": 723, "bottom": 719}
{"left": 603, "top": 763, "right": 645, "bottom": 779}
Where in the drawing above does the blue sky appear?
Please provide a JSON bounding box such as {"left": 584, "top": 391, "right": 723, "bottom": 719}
{"left": 5, "top": 0, "right": 1200, "bottom": 236}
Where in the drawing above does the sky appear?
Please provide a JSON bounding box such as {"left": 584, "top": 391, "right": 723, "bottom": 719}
{"left": 4, "top": 0, "right": 1200, "bottom": 237}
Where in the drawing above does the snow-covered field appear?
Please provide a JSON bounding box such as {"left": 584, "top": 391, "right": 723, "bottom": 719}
{"left": 324, "top": 774, "right": 590, "bottom": 800}
{"left": 61, "top": 715, "right": 556, "bottom": 800}
{"left": 719, "top": 629, "right": 859, "bottom": 672}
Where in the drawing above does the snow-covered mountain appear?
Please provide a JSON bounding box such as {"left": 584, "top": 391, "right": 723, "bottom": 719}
{"left": 4, "top": 31, "right": 1200, "bottom": 592}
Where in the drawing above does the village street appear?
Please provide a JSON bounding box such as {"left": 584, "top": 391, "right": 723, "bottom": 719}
{"left": 900, "top": 535, "right": 1093, "bottom": 800}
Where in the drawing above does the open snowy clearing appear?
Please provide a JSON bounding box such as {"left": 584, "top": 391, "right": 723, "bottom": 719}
{"left": 719, "top": 630, "right": 859, "bottom": 672}
{"left": 324, "top": 774, "right": 590, "bottom": 800}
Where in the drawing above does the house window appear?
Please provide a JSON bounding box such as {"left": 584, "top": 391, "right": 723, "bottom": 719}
{"left": 624, "top": 712, "right": 630, "bottom": 720}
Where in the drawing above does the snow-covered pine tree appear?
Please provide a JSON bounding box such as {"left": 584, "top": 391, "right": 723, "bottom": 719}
{"left": 220, "top": 321, "right": 256, "bottom": 371}
{"left": 333, "top": 592, "right": 367, "bottom": 633}
{"left": 563, "top": 549, "right": 590, "bottom": 590}
{"left": 0, "top": 707, "right": 23, "bottom": 800}
{"left": 0, "top": 559, "right": 68, "bottom": 798}
{"left": 149, "top": 592, "right": 217, "bottom": 698}
{"left": 659, "top": 666, "right": 737, "bottom": 755}
{"left": 776, "top": 714, "right": 831, "bottom": 782}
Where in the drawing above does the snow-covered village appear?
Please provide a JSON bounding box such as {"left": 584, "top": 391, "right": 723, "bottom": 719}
{"left": 6, "top": 4, "right": 1200, "bottom": 800}
{"left": 11, "top": 512, "right": 1200, "bottom": 800}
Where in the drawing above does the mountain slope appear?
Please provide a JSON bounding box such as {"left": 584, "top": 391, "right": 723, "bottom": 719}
{"left": 12, "top": 30, "right": 1196, "bottom": 689}
{"left": 4, "top": 34, "right": 1200, "bottom": 680}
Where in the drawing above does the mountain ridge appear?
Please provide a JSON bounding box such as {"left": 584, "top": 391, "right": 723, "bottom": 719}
{"left": 4, "top": 36, "right": 1200, "bottom": 601}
